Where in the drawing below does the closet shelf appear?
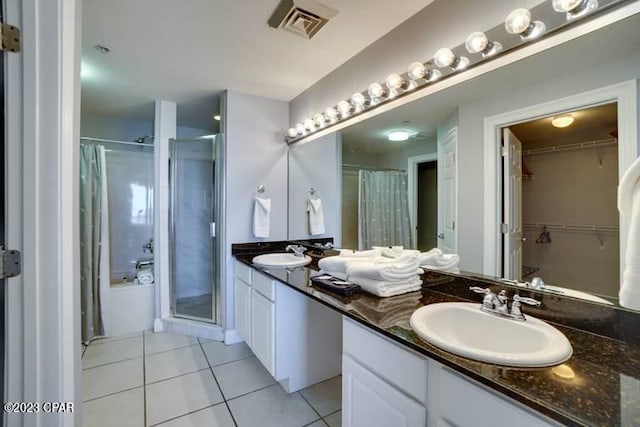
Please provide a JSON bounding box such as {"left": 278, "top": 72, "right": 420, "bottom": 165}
{"left": 522, "top": 138, "right": 617, "bottom": 157}
{"left": 523, "top": 222, "right": 618, "bottom": 233}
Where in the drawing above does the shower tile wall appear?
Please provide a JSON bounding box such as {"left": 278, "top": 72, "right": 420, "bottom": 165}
{"left": 175, "top": 143, "right": 214, "bottom": 300}
{"left": 106, "top": 149, "right": 154, "bottom": 283}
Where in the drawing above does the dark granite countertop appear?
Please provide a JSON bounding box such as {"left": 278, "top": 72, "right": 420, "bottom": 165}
{"left": 232, "top": 241, "right": 640, "bottom": 427}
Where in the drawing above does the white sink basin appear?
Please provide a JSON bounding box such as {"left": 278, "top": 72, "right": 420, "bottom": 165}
{"left": 252, "top": 253, "right": 312, "bottom": 268}
{"left": 410, "top": 302, "right": 572, "bottom": 367}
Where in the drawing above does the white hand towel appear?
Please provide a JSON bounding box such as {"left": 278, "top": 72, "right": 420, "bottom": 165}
{"left": 307, "top": 198, "right": 325, "bottom": 236}
{"left": 418, "top": 248, "right": 460, "bottom": 271}
{"left": 619, "top": 156, "right": 640, "bottom": 310}
{"left": 348, "top": 276, "right": 422, "bottom": 297}
{"left": 318, "top": 255, "right": 378, "bottom": 274}
{"left": 339, "top": 249, "right": 381, "bottom": 258}
{"left": 253, "top": 197, "right": 271, "bottom": 238}
{"left": 373, "top": 246, "right": 421, "bottom": 259}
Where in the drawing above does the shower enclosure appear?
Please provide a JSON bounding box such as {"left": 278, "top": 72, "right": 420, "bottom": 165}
{"left": 169, "top": 136, "right": 221, "bottom": 323}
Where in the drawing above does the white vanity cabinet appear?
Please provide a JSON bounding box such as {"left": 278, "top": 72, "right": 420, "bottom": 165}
{"left": 343, "top": 317, "right": 559, "bottom": 427}
{"left": 233, "top": 260, "right": 342, "bottom": 393}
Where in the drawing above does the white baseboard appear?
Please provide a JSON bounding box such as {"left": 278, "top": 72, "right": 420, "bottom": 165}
{"left": 224, "top": 329, "right": 244, "bottom": 345}
{"left": 155, "top": 317, "right": 225, "bottom": 342}
{"left": 153, "top": 318, "right": 165, "bottom": 332}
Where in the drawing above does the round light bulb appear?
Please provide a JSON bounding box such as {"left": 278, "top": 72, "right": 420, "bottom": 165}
{"left": 425, "top": 69, "right": 442, "bottom": 82}
{"left": 351, "top": 92, "right": 366, "bottom": 107}
{"left": 465, "top": 31, "right": 489, "bottom": 54}
{"left": 505, "top": 8, "right": 532, "bottom": 34}
{"left": 385, "top": 74, "right": 404, "bottom": 90}
{"left": 324, "top": 107, "right": 338, "bottom": 120}
{"left": 287, "top": 127, "right": 298, "bottom": 138}
{"left": 304, "top": 118, "right": 315, "bottom": 131}
{"left": 337, "top": 100, "right": 351, "bottom": 115}
{"left": 434, "top": 48, "right": 456, "bottom": 68}
{"left": 552, "top": 0, "right": 583, "bottom": 12}
{"left": 295, "top": 123, "right": 305, "bottom": 134}
{"left": 367, "top": 83, "right": 384, "bottom": 99}
{"left": 407, "top": 62, "right": 426, "bottom": 80}
{"left": 313, "top": 113, "right": 325, "bottom": 127}
{"left": 388, "top": 130, "right": 410, "bottom": 142}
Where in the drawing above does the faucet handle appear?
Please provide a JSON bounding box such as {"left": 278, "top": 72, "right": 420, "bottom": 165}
{"left": 469, "top": 286, "right": 490, "bottom": 294}
{"left": 513, "top": 294, "right": 541, "bottom": 306}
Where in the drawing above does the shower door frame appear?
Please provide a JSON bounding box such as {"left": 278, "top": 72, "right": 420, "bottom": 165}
{"left": 169, "top": 136, "right": 222, "bottom": 324}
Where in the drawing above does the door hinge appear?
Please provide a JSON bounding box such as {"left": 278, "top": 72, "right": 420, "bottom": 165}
{"left": 0, "top": 246, "right": 22, "bottom": 279}
{"left": 501, "top": 146, "right": 508, "bottom": 157}
{"left": 0, "top": 23, "right": 21, "bottom": 53}
{"left": 501, "top": 223, "right": 509, "bottom": 233}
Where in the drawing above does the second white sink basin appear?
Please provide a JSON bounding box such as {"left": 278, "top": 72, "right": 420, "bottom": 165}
{"left": 252, "top": 253, "right": 312, "bottom": 268}
{"left": 410, "top": 302, "right": 572, "bottom": 367}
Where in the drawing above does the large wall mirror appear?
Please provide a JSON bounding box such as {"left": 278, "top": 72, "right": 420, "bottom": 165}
{"left": 288, "top": 10, "right": 640, "bottom": 309}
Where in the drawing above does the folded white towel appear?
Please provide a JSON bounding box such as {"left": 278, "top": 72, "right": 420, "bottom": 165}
{"left": 373, "top": 246, "right": 421, "bottom": 259}
{"left": 346, "top": 255, "right": 421, "bottom": 282}
{"left": 318, "top": 255, "right": 377, "bottom": 274}
{"left": 619, "top": 156, "right": 640, "bottom": 310}
{"left": 253, "top": 197, "right": 271, "bottom": 238}
{"left": 339, "top": 249, "right": 381, "bottom": 258}
{"left": 418, "top": 248, "right": 459, "bottom": 271}
{"left": 349, "top": 276, "right": 422, "bottom": 297}
{"left": 137, "top": 269, "right": 154, "bottom": 285}
{"left": 307, "top": 198, "right": 325, "bottom": 236}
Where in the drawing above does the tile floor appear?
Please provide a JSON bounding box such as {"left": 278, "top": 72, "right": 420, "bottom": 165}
{"left": 82, "top": 331, "right": 342, "bottom": 427}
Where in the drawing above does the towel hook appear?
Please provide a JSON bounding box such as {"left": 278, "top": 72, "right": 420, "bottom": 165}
{"left": 309, "top": 187, "right": 317, "bottom": 196}
{"left": 257, "top": 185, "right": 266, "bottom": 194}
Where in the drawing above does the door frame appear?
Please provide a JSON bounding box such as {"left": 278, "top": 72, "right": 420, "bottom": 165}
{"left": 483, "top": 80, "right": 638, "bottom": 277}
{"left": 407, "top": 153, "right": 438, "bottom": 248}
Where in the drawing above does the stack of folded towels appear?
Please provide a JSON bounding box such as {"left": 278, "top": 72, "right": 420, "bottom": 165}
{"left": 317, "top": 246, "right": 460, "bottom": 298}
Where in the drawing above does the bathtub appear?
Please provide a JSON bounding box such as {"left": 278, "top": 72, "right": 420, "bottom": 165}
{"left": 109, "top": 281, "right": 155, "bottom": 336}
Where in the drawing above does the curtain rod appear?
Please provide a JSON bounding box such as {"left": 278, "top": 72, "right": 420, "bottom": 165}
{"left": 80, "top": 137, "right": 154, "bottom": 147}
{"left": 342, "top": 163, "right": 406, "bottom": 172}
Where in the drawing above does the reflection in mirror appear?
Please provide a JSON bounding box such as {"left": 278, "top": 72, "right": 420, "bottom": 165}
{"left": 502, "top": 103, "right": 619, "bottom": 304}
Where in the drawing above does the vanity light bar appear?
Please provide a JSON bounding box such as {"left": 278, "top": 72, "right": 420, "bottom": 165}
{"left": 285, "top": 0, "right": 629, "bottom": 143}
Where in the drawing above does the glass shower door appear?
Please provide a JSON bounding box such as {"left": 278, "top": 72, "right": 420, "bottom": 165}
{"left": 169, "top": 137, "right": 219, "bottom": 323}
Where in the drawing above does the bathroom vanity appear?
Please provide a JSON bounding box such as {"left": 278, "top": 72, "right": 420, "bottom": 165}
{"left": 232, "top": 241, "right": 640, "bottom": 427}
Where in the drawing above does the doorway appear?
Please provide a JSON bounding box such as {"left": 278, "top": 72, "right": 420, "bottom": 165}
{"left": 416, "top": 161, "right": 438, "bottom": 251}
{"left": 501, "top": 103, "right": 619, "bottom": 298}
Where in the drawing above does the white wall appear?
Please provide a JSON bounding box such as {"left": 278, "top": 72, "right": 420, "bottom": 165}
{"left": 288, "top": 133, "right": 341, "bottom": 242}
{"left": 290, "top": 0, "right": 542, "bottom": 124}
{"left": 223, "top": 91, "right": 289, "bottom": 331}
{"left": 81, "top": 114, "right": 154, "bottom": 141}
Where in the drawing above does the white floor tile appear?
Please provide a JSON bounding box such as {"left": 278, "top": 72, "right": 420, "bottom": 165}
{"left": 83, "top": 387, "right": 144, "bottom": 427}
{"left": 299, "top": 376, "right": 342, "bottom": 416}
{"left": 83, "top": 358, "right": 143, "bottom": 401}
{"left": 306, "top": 420, "right": 328, "bottom": 427}
{"left": 153, "top": 403, "right": 235, "bottom": 427}
{"left": 201, "top": 340, "right": 253, "bottom": 367}
{"left": 145, "top": 332, "right": 198, "bottom": 355}
{"left": 82, "top": 336, "right": 143, "bottom": 369}
{"left": 212, "top": 356, "right": 276, "bottom": 399}
{"left": 91, "top": 331, "right": 143, "bottom": 345}
{"left": 145, "top": 345, "right": 209, "bottom": 384}
{"left": 146, "top": 369, "right": 224, "bottom": 426}
{"left": 324, "top": 411, "right": 342, "bottom": 427}
{"left": 228, "top": 384, "right": 319, "bottom": 427}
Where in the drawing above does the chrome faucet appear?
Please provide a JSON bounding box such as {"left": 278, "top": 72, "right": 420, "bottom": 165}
{"left": 285, "top": 244, "right": 307, "bottom": 258}
{"left": 469, "top": 286, "right": 541, "bottom": 321}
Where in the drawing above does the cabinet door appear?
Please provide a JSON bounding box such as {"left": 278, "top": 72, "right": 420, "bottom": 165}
{"left": 251, "top": 290, "right": 275, "bottom": 375}
{"left": 343, "top": 355, "right": 426, "bottom": 427}
{"left": 234, "top": 278, "right": 252, "bottom": 346}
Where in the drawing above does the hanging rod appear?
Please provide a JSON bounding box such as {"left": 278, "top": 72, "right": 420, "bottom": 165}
{"left": 342, "top": 163, "right": 406, "bottom": 172}
{"left": 523, "top": 222, "right": 619, "bottom": 233}
{"left": 80, "top": 137, "right": 154, "bottom": 147}
{"left": 522, "top": 138, "right": 617, "bottom": 157}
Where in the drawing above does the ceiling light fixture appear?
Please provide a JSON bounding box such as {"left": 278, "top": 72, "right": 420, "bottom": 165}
{"left": 551, "top": 115, "right": 575, "bottom": 127}
{"left": 505, "top": 8, "right": 546, "bottom": 40}
{"left": 388, "top": 130, "right": 410, "bottom": 142}
{"left": 284, "top": 0, "right": 620, "bottom": 143}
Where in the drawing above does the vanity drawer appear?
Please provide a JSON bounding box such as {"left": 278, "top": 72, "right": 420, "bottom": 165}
{"left": 253, "top": 271, "right": 275, "bottom": 301}
{"left": 234, "top": 259, "right": 252, "bottom": 284}
{"left": 343, "top": 317, "right": 427, "bottom": 403}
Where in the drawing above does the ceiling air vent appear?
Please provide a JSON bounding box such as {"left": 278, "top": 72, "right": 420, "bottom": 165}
{"left": 268, "top": 0, "right": 338, "bottom": 39}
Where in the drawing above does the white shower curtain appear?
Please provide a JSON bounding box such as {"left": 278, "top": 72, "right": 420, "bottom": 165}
{"left": 358, "top": 170, "right": 412, "bottom": 250}
{"left": 80, "top": 144, "right": 111, "bottom": 342}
